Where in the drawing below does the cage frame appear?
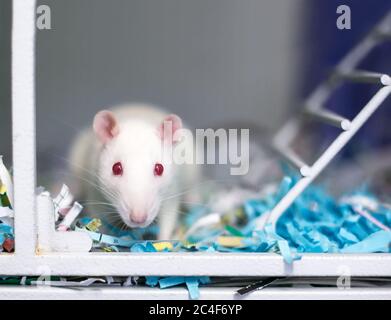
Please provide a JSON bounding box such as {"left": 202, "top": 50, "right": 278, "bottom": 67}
{"left": 5, "top": 0, "right": 391, "bottom": 283}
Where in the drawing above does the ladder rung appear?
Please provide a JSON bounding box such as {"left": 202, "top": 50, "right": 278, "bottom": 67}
{"left": 274, "top": 145, "right": 311, "bottom": 177}
{"left": 337, "top": 70, "right": 391, "bottom": 86}
{"left": 303, "top": 108, "right": 351, "bottom": 131}
{"left": 376, "top": 29, "right": 391, "bottom": 40}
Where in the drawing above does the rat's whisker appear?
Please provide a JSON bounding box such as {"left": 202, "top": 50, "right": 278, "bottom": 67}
{"left": 50, "top": 154, "right": 103, "bottom": 183}
{"left": 102, "top": 216, "right": 124, "bottom": 227}
{"left": 80, "top": 201, "right": 117, "bottom": 208}
{"left": 177, "top": 200, "right": 206, "bottom": 206}
{"left": 160, "top": 178, "right": 230, "bottom": 202}
{"left": 120, "top": 222, "right": 130, "bottom": 232}
{"left": 159, "top": 209, "right": 188, "bottom": 218}
{"left": 57, "top": 171, "right": 118, "bottom": 200}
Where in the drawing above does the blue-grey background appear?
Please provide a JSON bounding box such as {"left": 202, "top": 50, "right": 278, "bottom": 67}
{"left": 0, "top": 0, "right": 390, "bottom": 185}
{"left": 0, "top": 0, "right": 303, "bottom": 171}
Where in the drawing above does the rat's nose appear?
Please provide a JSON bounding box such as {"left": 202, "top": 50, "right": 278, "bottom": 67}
{"left": 129, "top": 211, "right": 147, "bottom": 224}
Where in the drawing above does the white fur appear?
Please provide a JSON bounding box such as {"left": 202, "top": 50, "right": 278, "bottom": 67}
{"left": 69, "top": 104, "right": 198, "bottom": 239}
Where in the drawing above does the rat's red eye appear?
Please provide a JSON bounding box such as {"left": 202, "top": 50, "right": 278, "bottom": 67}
{"left": 112, "top": 162, "right": 123, "bottom": 176}
{"left": 154, "top": 163, "right": 164, "bottom": 176}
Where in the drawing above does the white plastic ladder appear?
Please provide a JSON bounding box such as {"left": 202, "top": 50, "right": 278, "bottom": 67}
{"left": 266, "top": 11, "right": 391, "bottom": 229}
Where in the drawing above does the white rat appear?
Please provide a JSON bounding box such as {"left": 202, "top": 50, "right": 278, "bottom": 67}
{"left": 69, "top": 104, "right": 198, "bottom": 239}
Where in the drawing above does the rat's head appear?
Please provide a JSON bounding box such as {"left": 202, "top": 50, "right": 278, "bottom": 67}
{"left": 93, "top": 110, "right": 182, "bottom": 228}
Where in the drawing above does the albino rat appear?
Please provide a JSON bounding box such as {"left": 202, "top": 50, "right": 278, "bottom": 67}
{"left": 69, "top": 104, "right": 198, "bottom": 239}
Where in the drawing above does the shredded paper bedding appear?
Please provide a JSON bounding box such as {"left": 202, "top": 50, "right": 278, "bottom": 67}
{"left": 0, "top": 157, "right": 390, "bottom": 298}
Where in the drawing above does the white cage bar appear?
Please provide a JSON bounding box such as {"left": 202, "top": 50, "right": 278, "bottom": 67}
{"left": 3, "top": 0, "right": 391, "bottom": 296}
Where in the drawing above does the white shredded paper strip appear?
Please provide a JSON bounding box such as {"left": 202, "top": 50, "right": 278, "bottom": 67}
{"left": 57, "top": 201, "right": 83, "bottom": 230}
{"left": 0, "top": 156, "right": 13, "bottom": 208}
{"left": 0, "top": 207, "right": 13, "bottom": 218}
{"left": 53, "top": 184, "right": 74, "bottom": 213}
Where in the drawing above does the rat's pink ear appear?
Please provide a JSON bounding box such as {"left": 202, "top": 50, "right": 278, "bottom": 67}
{"left": 93, "top": 110, "right": 120, "bottom": 144}
{"left": 158, "top": 114, "right": 183, "bottom": 143}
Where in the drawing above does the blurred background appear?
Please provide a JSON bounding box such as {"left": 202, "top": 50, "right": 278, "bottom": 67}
{"left": 1, "top": 0, "right": 391, "bottom": 195}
